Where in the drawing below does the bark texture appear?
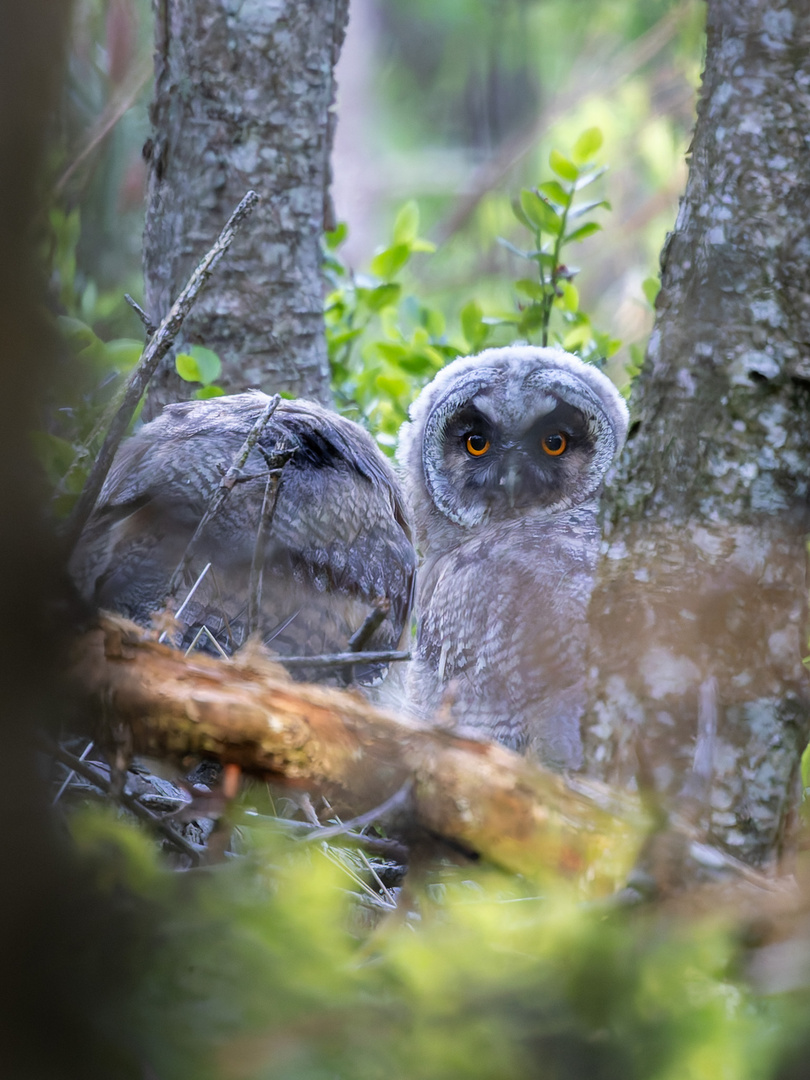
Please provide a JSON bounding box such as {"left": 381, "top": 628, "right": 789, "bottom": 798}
{"left": 584, "top": 0, "right": 810, "bottom": 868}
{"left": 143, "top": 0, "right": 349, "bottom": 414}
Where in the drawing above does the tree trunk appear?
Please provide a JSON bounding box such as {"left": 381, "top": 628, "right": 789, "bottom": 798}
{"left": 142, "top": 0, "right": 349, "bottom": 415}
{"left": 583, "top": 0, "right": 810, "bottom": 869}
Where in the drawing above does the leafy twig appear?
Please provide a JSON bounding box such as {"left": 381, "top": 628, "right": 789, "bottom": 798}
{"left": 64, "top": 189, "right": 261, "bottom": 554}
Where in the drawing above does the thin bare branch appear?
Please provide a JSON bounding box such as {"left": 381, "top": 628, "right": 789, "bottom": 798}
{"left": 158, "top": 561, "right": 212, "bottom": 644}
{"left": 124, "top": 293, "right": 157, "bottom": 336}
{"left": 165, "top": 392, "right": 280, "bottom": 602}
{"left": 184, "top": 624, "right": 230, "bottom": 660}
{"left": 39, "top": 733, "right": 202, "bottom": 865}
{"left": 300, "top": 780, "right": 413, "bottom": 845}
{"left": 278, "top": 649, "right": 410, "bottom": 670}
{"left": 340, "top": 597, "right": 391, "bottom": 683}
{"left": 247, "top": 443, "right": 292, "bottom": 636}
{"left": 64, "top": 190, "right": 261, "bottom": 554}
{"left": 52, "top": 739, "right": 94, "bottom": 805}
{"left": 349, "top": 598, "right": 390, "bottom": 652}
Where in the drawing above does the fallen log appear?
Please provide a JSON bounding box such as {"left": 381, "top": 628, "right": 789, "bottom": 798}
{"left": 68, "top": 614, "right": 640, "bottom": 881}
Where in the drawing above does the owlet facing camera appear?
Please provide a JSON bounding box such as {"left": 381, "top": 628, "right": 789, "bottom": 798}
{"left": 398, "top": 346, "right": 629, "bottom": 769}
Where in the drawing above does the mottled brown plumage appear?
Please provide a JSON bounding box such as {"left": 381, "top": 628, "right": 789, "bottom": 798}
{"left": 71, "top": 392, "right": 416, "bottom": 683}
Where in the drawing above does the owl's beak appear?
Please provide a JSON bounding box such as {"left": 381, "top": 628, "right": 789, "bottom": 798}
{"left": 499, "top": 456, "right": 522, "bottom": 508}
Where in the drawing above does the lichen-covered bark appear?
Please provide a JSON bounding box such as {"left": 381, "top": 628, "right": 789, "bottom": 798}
{"left": 584, "top": 0, "right": 810, "bottom": 868}
{"left": 143, "top": 0, "right": 349, "bottom": 414}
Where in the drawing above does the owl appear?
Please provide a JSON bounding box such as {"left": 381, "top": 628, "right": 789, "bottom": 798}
{"left": 71, "top": 392, "right": 416, "bottom": 684}
{"left": 397, "top": 346, "right": 629, "bottom": 769}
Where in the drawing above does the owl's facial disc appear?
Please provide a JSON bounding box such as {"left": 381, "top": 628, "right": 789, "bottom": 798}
{"left": 439, "top": 400, "right": 596, "bottom": 522}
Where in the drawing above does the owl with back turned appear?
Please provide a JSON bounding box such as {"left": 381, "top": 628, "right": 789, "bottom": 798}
{"left": 398, "top": 346, "right": 629, "bottom": 769}
{"left": 70, "top": 392, "right": 416, "bottom": 685}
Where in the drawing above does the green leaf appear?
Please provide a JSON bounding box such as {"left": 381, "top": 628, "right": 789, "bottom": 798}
{"left": 194, "top": 385, "right": 226, "bottom": 399}
{"left": 520, "top": 190, "right": 562, "bottom": 234}
{"left": 538, "top": 180, "right": 571, "bottom": 208}
{"left": 324, "top": 222, "right": 348, "bottom": 250}
{"left": 370, "top": 243, "right": 411, "bottom": 280}
{"left": 564, "top": 222, "right": 602, "bottom": 244}
{"left": 410, "top": 237, "right": 437, "bottom": 253}
{"left": 362, "top": 283, "right": 402, "bottom": 312}
{"left": 571, "top": 127, "right": 603, "bottom": 166}
{"left": 802, "top": 741, "right": 810, "bottom": 794}
{"left": 518, "top": 305, "right": 547, "bottom": 333}
{"left": 549, "top": 149, "right": 579, "bottom": 182}
{"left": 529, "top": 252, "right": 557, "bottom": 273}
{"left": 398, "top": 350, "right": 443, "bottom": 376}
{"left": 557, "top": 281, "right": 579, "bottom": 313}
{"left": 514, "top": 279, "right": 547, "bottom": 301}
{"left": 327, "top": 327, "right": 363, "bottom": 351}
{"left": 57, "top": 316, "right": 109, "bottom": 369}
{"left": 563, "top": 323, "right": 592, "bottom": 350}
{"left": 569, "top": 199, "right": 610, "bottom": 220}
{"left": 460, "top": 300, "right": 487, "bottom": 351}
{"left": 188, "top": 345, "right": 222, "bottom": 385}
{"left": 393, "top": 201, "right": 420, "bottom": 245}
{"left": 104, "top": 339, "right": 144, "bottom": 372}
{"left": 57, "top": 315, "right": 100, "bottom": 352}
{"left": 175, "top": 353, "right": 201, "bottom": 383}
{"left": 497, "top": 236, "right": 531, "bottom": 260}
{"left": 375, "top": 373, "right": 410, "bottom": 399}
{"left": 574, "top": 165, "right": 608, "bottom": 191}
{"left": 379, "top": 306, "right": 399, "bottom": 339}
{"left": 373, "top": 342, "right": 409, "bottom": 365}
{"left": 31, "top": 431, "right": 79, "bottom": 484}
{"left": 511, "top": 198, "right": 532, "bottom": 230}
{"left": 420, "top": 305, "right": 446, "bottom": 338}
{"left": 642, "top": 276, "right": 661, "bottom": 307}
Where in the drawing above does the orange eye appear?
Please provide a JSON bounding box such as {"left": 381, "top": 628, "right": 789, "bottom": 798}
{"left": 465, "top": 433, "right": 490, "bottom": 457}
{"left": 542, "top": 432, "right": 567, "bottom": 456}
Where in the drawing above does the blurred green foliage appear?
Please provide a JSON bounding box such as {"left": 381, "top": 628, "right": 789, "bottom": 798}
{"left": 67, "top": 801, "right": 794, "bottom": 1080}
{"left": 37, "top": 205, "right": 147, "bottom": 515}
{"left": 325, "top": 201, "right": 458, "bottom": 448}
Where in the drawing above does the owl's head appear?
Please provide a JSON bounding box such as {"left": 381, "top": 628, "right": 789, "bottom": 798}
{"left": 398, "top": 346, "right": 629, "bottom": 537}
